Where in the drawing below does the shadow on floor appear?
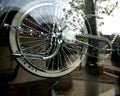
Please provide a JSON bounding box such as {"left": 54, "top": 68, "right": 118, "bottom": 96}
{"left": 5, "top": 75, "right": 72, "bottom": 96}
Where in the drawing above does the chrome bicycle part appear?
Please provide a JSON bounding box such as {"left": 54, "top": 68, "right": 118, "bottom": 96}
{"left": 9, "top": 1, "right": 88, "bottom": 78}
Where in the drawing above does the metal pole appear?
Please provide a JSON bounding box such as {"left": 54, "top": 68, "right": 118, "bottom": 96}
{"left": 84, "top": 0, "right": 99, "bottom": 96}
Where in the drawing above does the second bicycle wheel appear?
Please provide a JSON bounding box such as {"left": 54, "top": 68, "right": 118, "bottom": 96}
{"left": 9, "top": 0, "right": 88, "bottom": 78}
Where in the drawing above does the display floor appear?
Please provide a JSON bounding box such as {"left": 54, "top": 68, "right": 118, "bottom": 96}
{"left": 0, "top": 69, "right": 115, "bottom": 96}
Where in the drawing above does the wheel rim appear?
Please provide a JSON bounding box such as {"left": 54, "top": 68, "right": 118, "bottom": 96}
{"left": 9, "top": 1, "right": 88, "bottom": 78}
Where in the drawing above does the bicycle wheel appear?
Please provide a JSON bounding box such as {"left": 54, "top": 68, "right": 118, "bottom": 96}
{"left": 9, "top": 1, "right": 88, "bottom": 78}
